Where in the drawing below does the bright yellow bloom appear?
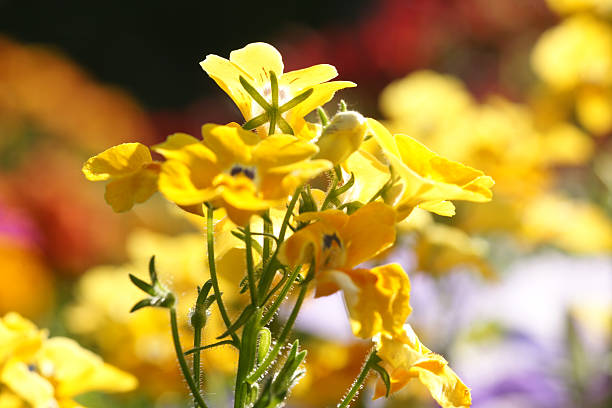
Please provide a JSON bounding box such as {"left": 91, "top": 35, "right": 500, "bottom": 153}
{"left": 374, "top": 324, "right": 471, "bottom": 408}
{"left": 0, "top": 312, "right": 137, "bottom": 408}
{"left": 546, "top": 0, "right": 612, "bottom": 16}
{"left": 401, "top": 209, "right": 493, "bottom": 279}
{"left": 154, "top": 123, "right": 331, "bottom": 225}
{"left": 367, "top": 119, "right": 494, "bottom": 220}
{"left": 200, "top": 42, "right": 355, "bottom": 138}
{"left": 532, "top": 14, "right": 612, "bottom": 91}
{"left": 82, "top": 142, "right": 160, "bottom": 212}
{"left": 279, "top": 202, "right": 411, "bottom": 338}
{"left": 520, "top": 193, "right": 612, "bottom": 253}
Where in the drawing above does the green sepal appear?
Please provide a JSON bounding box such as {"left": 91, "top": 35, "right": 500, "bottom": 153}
{"left": 331, "top": 172, "right": 355, "bottom": 197}
{"left": 216, "top": 304, "right": 256, "bottom": 339}
{"left": 239, "top": 76, "right": 271, "bottom": 111}
{"left": 148, "top": 256, "right": 158, "bottom": 284}
{"left": 276, "top": 115, "right": 294, "bottom": 135}
{"left": 191, "top": 281, "right": 214, "bottom": 330}
{"left": 317, "top": 107, "right": 329, "bottom": 127}
{"left": 129, "top": 274, "right": 155, "bottom": 296}
{"left": 299, "top": 185, "right": 318, "bottom": 214}
{"left": 339, "top": 201, "right": 364, "bottom": 215}
{"left": 243, "top": 112, "right": 270, "bottom": 130}
{"left": 278, "top": 88, "right": 313, "bottom": 113}
{"left": 130, "top": 298, "right": 153, "bottom": 313}
{"left": 370, "top": 354, "right": 391, "bottom": 398}
{"left": 339, "top": 99, "right": 348, "bottom": 112}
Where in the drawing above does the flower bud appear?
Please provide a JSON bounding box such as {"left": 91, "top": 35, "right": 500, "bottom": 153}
{"left": 314, "top": 111, "right": 367, "bottom": 164}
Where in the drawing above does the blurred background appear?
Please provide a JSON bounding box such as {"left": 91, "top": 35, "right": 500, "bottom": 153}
{"left": 1, "top": 0, "right": 611, "bottom": 407}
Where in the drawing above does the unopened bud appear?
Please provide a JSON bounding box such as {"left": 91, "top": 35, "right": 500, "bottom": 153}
{"left": 314, "top": 111, "right": 367, "bottom": 164}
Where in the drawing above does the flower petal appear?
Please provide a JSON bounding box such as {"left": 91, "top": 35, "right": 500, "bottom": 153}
{"left": 200, "top": 54, "right": 253, "bottom": 119}
{"left": 104, "top": 167, "right": 159, "bottom": 212}
{"left": 340, "top": 263, "right": 412, "bottom": 338}
{"left": 252, "top": 134, "right": 319, "bottom": 168}
{"left": 280, "top": 64, "right": 338, "bottom": 94}
{"left": 201, "top": 124, "right": 257, "bottom": 168}
{"left": 229, "top": 42, "right": 284, "bottom": 87}
{"left": 152, "top": 133, "right": 200, "bottom": 160}
{"left": 82, "top": 143, "right": 152, "bottom": 181}
{"left": 341, "top": 202, "right": 396, "bottom": 269}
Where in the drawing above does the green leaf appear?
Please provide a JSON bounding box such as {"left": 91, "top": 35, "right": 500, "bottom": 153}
{"left": 148, "top": 256, "right": 158, "bottom": 284}
{"left": 216, "top": 304, "right": 256, "bottom": 339}
{"left": 130, "top": 298, "right": 153, "bottom": 313}
{"left": 129, "top": 274, "right": 155, "bottom": 296}
{"left": 370, "top": 355, "right": 391, "bottom": 398}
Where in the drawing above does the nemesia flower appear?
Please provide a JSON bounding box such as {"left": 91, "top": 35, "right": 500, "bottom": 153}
{"left": 200, "top": 42, "right": 355, "bottom": 138}
{"left": 279, "top": 202, "right": 412, "bottom": 338}
{"left": 0, "top": 312, "right": 137, "bottom": 408}
{"left": 367, "top": 118, "right": 494, "bottom": 220}
{"left": 373, "top": 324, "right": 472, "bottom": 408}
{"left": 313, "top": 111, "right": 367, "bottom": 165}
{"left": 153, "top": 123, "right": 332, "bottom": 225}
{"left": 82, "top": 143, "right": 160, "bottom": 212}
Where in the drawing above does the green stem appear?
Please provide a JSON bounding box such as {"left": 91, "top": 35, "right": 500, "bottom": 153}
{"left": 321, "top": 173, "right": 339, "bottom": 210}
{"left": 337, "top": 350, "right": 377, "bottom": 408}
{"left": 206, "top": 204, "right": 240, "bottom": 347}
{"left": 185, "top": 340, "right": 235, "bottom": 355}
{"left": 244, "top": 224, "right": 258, "bottom": 305}
{"left": 261, "top": 265, "right": 302, "bottom": 326}
{"left": 262, "top": 210, "right": 273, "bottom": 265}
{"left": 247, "top": 271, "right": 310, "bottom": 384}
{"left": 193, "top": 328, "right": 202, "bottom": 402}
{"left": 258, "top": 186, "right": 302, "bottom": 300}
{"left": 169, "top": 308, "right": 209, "bottom": 408}
{"left": 234, "top": 308, "right": 262, "bottom": 408}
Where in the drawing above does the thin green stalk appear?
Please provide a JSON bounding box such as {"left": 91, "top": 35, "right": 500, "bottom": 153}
{"left": 234, "top": 308, "right": 262, "bottom": 408}
{"left": 170, "top": 308, "right": 209, "bottom": 408}
{"left": 244, "top": 224, "right": 258, "bottom": 305}
{"left": 258, "top": 186, "right": 302, "bottom": 300}
{"left": 262, "top": 210, "right": 273, "bottom": 265}
{"left": 193, "top": 328, "right": 202, "bottom": 401}
{"left": 261, "top": 265, "right": 302, "bottom": 326}
{"left": 206, "top": 204, "right": 240, "bottom": 347}
{"left": 247, "top": 273, "right": 310, "bottom": 384}
{"left": 185, "top": 340, "right": 235, "bottom": 355}
{"left": 321, "top": 173, "right": 339, "bottom": 210}
{"left": 337, "top": 350, "right": 377, "bottom": 408}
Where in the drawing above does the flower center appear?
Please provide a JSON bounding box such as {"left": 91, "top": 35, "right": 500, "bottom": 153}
{"left": 229, "top": 164, "right": 256, "bottom": 180}
{"left": 250, "top": 83, "right": 293, "bottom": 121}
{"left": 321, "top": 232, "right": 346, "bottom": 269}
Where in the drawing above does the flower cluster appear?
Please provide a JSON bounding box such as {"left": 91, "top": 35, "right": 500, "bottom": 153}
{"left": 83, "top": 42, "right": 494, "bottom": 407}
{"left": 0, "top": 312, "right": 137, "bottom": 407}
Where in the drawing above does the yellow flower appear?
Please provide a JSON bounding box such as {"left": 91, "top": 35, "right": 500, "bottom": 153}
{"left": 0, "top": 312, "right": 137, "bottom": 408}
{"left": 154, "top": 123, "right": 331, "bottom": 225}
{"left": 374, "top": 324, "right": 471, "bottom": 408}
{"left": 279, "top": 202, "right": 411, "bottom": 338}
{"left": 200, "top": 42, "right": 355, "bottom": 138}
{"left": 367, "top": 119, "right": 494, "bottom": 220}
{"left": 532, "top": 13, "right": 612, "bottom": 91}
{"left": 401, "top": 209, "right": 494, "bottom": 279}
{"left": 82, "top": 142, "right": 160, "bottom": 212}
{"left": 545, "top": 0, "right": 612, "bottom": 16}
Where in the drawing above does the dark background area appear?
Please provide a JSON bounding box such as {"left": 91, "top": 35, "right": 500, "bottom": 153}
{"left": 0, "top": 0, "right": 372, "bottom": 109}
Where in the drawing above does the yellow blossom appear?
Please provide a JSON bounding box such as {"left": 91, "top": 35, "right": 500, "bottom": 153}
{"left": 0, "top": 312, "right": 137, "bottom": 408}
{"left": 545, "top": 0, "right": 612, "bottom": 16}
{"left": 313, "top": 111, "right": 367, "bottom": 164}
{"left": 279, "top": 202, "right": 411, "bottom": 338}
{"left": 367, "top": 118, "right": 494, "bottom": 220}
{"left": 82, "top": 142, "right": 160, "bottom": 212}
{"left": 532, "top": 14, "right": 612, "bottom": 91}
{"left": 374, "top": 324, "right": 471, "bottom": 408}
{"left": 200, "top": 42, "right": 355, "bottom": 138}
{"left": 154, "top": 123, "right": 332, "bottom": 225}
